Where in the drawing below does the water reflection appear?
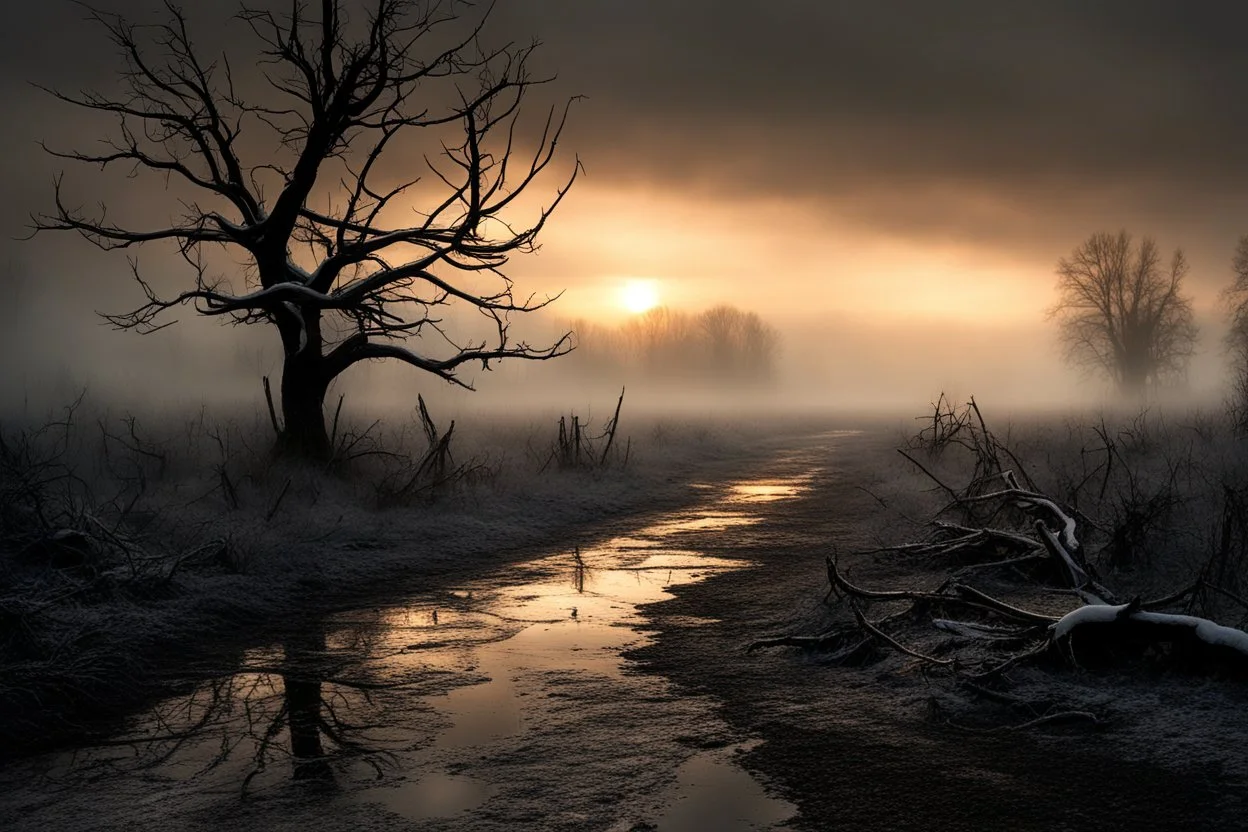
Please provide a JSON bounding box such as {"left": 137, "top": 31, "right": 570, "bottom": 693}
{"left": 655, "top": 742, "right": 797, "bottom": 831}
{"left": 572, "top": 547, "right": 589, "bottom": 594}
{"left": 5, "top": 469, "right": 819, "bottom": 828}
{"left": 728, "top": 479, "right": 808, "bottom": 502}
{"left": 370, "top": 771, "right": 498, "bottom": 821}
{"left": 283, "top": 629, "right": 345, "bottom": 786}
{"left": 105, "top": 626, "right": 397, "bottom": 793}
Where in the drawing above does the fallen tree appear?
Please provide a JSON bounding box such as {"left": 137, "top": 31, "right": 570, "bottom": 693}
{"left": 752, "top": 397, "right": 1248, "bottom": 726}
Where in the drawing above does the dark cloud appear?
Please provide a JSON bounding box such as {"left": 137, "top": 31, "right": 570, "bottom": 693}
{"left": 9, "top": 2, "right": 1248, "bottom": 247}
{"left": 486, "top": 1, "right": 1248, "bottom": 268}
{"left": 494, "top": 1, "right": 1248, "bottom": 173}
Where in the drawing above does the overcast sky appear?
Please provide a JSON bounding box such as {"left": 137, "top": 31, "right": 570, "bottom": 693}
{"left": 3, "top": 1, "right": 1247, "bottom": 409}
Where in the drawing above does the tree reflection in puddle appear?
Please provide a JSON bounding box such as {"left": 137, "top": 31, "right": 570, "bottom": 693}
{"left": 280, "top": 628, "right": 384, "bottom": 788}
{"left": 7, "top": 469, "right": 818, "bottom": 829}
{"left": 42, "top": 624, "right": 407, "bottom": 796}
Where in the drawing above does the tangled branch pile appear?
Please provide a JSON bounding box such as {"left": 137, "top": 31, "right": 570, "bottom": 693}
{"left": 753, "top": 397, "right": 1248, "bottom": 726}
{"left": 0, "top": 401, "right": 229, "bottom": 745}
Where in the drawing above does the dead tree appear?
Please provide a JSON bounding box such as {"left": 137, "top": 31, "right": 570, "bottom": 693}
{"left": 33, "top": 0, "right": 579, "bottom": 459}
{"left": 543, "top": 388, "right": 627, "bottom": 471}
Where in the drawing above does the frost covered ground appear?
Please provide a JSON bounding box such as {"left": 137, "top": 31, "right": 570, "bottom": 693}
{"left": 0, "top": 450, "right": 835, "bottom": 831}
{"left": 0, "top": 397, "right": 830, "bottom": 755}
{"left": 3, "top": 400, "right": 1248, "bottom": 830}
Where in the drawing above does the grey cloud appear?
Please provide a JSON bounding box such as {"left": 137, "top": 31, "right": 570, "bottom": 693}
{"left": 7, "top": 2, "right": 1248, "bottom": 291}
{"left": 490, "top": 0, "right": 1248, "bottom": 257}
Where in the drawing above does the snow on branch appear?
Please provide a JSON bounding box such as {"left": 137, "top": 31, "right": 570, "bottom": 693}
{"left": 1052, "top": 604, "right": 1248, "bottom": 657}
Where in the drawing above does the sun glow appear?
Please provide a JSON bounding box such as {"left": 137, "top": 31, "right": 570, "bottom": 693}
{"left": 620, "top": 279, "right": 660, "bottom": 314}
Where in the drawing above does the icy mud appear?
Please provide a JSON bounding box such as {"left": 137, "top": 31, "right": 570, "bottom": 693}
{"left": 0, "top": 442, "right": 848, "bottom": 831}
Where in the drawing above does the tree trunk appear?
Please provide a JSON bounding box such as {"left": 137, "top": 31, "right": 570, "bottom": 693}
{"left": 279, "top": 355, "right": 331, "bottom": 461}
{"left": 271, "top": 304, "right": 334, "bottom": 461}
{"left": 1119, "top": 360, "right": 1150, "bottom": 396}
{"left": 283, "top": 628, "right": 333, "bottom": 783}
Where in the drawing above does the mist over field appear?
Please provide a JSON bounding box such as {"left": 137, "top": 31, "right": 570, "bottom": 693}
{"left": 0, "top": 281, "right": 1233, "bottom": 425}
{"left": 0, "top": 228, "right": 1236, "bottom": 425}
{"left": 2, "top": 2, "right": 1248, "bottom": 423}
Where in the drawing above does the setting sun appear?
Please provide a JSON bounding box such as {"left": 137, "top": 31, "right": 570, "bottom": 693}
{"left": 620, "top": 279, "right": 660, "bottom": 314}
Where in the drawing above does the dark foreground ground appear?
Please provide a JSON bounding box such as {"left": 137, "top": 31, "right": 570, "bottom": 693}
{"left": 631, "top": 434, "right": 1248, "bottom": 831}
{"left": 3, "top": 426, "right": 1247, "bottom": 830}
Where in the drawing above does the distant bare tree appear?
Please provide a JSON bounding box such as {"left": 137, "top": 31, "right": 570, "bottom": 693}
{"left": 621, "top": 307, "right": 697, "bottom": 373}
{"left": 1222, "top": 236, "right": 1248, "bottom": 424}
{"left": 1049, "top": 231, "right": 1198, "bottom": 394}
{"left": 33, "top": 0, "right": 579, "bottom": 459}
{"left": 699, "top": 305, "right": 744, "bottom": 377}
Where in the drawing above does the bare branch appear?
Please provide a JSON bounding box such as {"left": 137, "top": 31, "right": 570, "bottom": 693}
{"left": 35, "top": 0, "right": 579, "bottom": 457}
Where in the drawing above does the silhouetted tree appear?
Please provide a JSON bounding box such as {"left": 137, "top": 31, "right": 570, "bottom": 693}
{"left": 1049, "top": 231, "right": 1197, "bottom": 393}
{"left": 1223, "top": 236, "right": 1248, "bottom": 425}
{"left": 33, "top": 0, "right": 578, "bottom": 459}
{"left": 621, "top": 307, "right": 698, "bottom": 374}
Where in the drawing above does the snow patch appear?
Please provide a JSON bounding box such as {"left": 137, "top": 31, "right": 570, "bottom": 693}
{"left": 282, "top": 301, "right": 307, "bottom": 353}
{"left": 1052, "top": 605, "right": 1248, "bottom": 656}
{"left": 1051, "top": 603, "right": 1126, "bottom": 638}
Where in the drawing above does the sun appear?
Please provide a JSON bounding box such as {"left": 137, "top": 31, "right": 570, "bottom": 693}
{"left": 619, "top": 279, "right": 660, "bottom": 314}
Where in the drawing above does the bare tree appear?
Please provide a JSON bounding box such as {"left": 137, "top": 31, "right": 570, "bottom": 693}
{"left": 32, "top": 0, "right": 579, "bottom": 459}
{"left": 1222, "top": 236, "right": 1248, "bottom": 424}
{"left": 1049, "top": 231, "right": 1198, "bottom": 394}
{"left": 621, "top": 307, "right": 697, "bottom": 374}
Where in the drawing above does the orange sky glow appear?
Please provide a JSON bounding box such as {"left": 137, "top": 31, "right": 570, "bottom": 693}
{"left": 1, "top": 1, "right": 1245, "bottom": 413}
{"left": 521, "top": 185, "right": 1063, "bottom": 325}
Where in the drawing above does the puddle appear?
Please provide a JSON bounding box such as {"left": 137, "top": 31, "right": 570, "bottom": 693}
{"left": 727, "top": 477, "right": 812, "bottom": 503}
{"left": 1, "top": 470, "right": 817, "bottom": 830}
{"left": 642, "top": 511, "right": 759, "bottom": 535}
{"left": 652, "top": 743, "right": 797, "bottom": 831}
{"left": 370, "top": 772, "right": 498, "bottom": 821}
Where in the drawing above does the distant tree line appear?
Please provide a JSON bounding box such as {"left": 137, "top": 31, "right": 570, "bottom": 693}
{"left": 564, "top": 305, "right": 780, "bottom": 387}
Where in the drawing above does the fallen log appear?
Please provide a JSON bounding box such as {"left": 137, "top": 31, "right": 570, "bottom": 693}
{"left": 1051, "top": 602, "right": 1248, "bottom": 670}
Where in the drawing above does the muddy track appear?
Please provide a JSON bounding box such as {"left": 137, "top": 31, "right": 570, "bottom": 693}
{"left": 630, "top": 433, "right": 1248, "bottom": 831}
